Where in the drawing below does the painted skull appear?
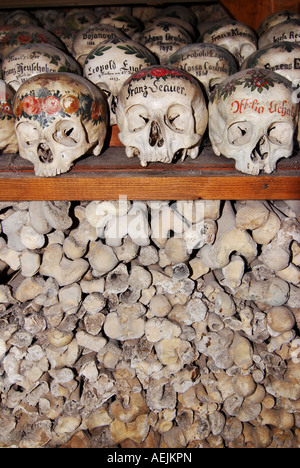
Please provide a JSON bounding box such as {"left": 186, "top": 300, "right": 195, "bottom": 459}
{"left": 0, "top": 80, "right": 18, "bottom": 154}
{"left": 2, "top": 43, "right": 81, "bottom": 92}
{"left": 72, "top": 23, "right": 126, "bottom": 66}
{"left": 258, "top": 19, "right": 300, "bottom": 49}
{"left": 139, "top": 21, "right": 193, "bottom": 64}
{"left": 83, "top": 37, "right": 157, "bottom": 125}
{"left": 201, "top": 19, "right": 257, "bottom": 66}
{"left": 116, "top": 65, "right": 208, "bottom": 166}
{"left": 167, "top": 43, "right": 237, "bottom": 96}
{"left": 64, "top": 9, "right": 97, "bottom": 31}
{"left": 13, "top": 73, "right": 108, "bottom": 177}
{"left": 0, "top": 25, "right": 66, "bottom": 59}
{"left": 209, "top": 69, "right": 298, "bottom": 175}
{"left": 97, "top": 13, "right": 142, "bottom": 40}
{"left": 257, "top": 10, "right": 300, "bottom": 37}
{"left": 241, "top": 42, "right": 300, "bottom": 84}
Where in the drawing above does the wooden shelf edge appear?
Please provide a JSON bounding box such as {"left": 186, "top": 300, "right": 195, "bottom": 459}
{"left": 1, "top": 146, "right": 299, "bottom": 201}
{"left": 1, "top": 174, "right": 299, "bottom": 201}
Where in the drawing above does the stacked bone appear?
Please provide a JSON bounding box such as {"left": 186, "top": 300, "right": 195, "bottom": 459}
{"left": 0, "top": 199, "right": 299, "bottom": 448}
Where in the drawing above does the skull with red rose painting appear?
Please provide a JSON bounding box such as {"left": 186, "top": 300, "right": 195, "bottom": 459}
{"left": 116, "top": 66, "right": 208, "bottom": 166}
{"left": 209, "top": 69, "right": 298, "bottom": 175}
{"left": 14, "top": 72, "right": 108, "bottom": 177}
{"left": 0, "top": 80, "right": 18, "bottom": 154}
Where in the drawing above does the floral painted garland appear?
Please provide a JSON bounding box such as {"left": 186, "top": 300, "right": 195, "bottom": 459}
{"left": 14, "top": 89, "right": 104, "bottom": 128}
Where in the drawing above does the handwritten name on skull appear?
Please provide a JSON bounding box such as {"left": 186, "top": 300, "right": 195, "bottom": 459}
{"left": 230, "top": 98, "right": 296, "bottom": 117}
{"left": 126, "top": 79, "right": 186, "bottom": 99}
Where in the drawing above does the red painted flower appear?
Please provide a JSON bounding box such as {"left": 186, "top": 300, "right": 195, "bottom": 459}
{"left": 132, "top": 70, "right": 148, "bottom": 80}
{"left": 36, "top": 33, "right": 48, "bottom": 43}
{"left": 168, "top": 69, "right": 182, "bottom": 76}
{"left": 150, "top": 67, "right": 168, "bottom": 78}
{"left": 22, "top": 95, "right": 42, "bottom": 115}
{"left": 252, "top": 77, "right": 268, "bottom": 87}
{"left": 43, "top": 95, "right": 60, "bottom": 115}
{"left": 1, "top": 102, "right": 12, "bottom": 115}
{"left": 17, "top": 34, "right": 32, "bottom": 44}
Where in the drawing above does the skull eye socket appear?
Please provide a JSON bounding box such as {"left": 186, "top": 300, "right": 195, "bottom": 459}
{"left": 53, "top": 120, "right": 82, "bottom": 147}
{"left": 227, "top": 121, "right": 253, "bottom": 146}
{"left": 166, "top": 104, "right": 191, "bottom": 132}
{"left": 267, "top": 122, "right": 294, "bottom": 146}
{"left": 126, "top": 105, "right": 150, "bottom": 132}
{"left": 16, "top": 122, "right": 39, "bottom": 146}
{"left": 209, "top": 77, "right": 224, "bottom": 94}
{"left": 240, "top": 43, "right": 257, "bottom": 60}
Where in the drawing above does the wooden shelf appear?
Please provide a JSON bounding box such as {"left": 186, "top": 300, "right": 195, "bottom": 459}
{"left": 1, "top": 144, "right": 299, "bottom": 201}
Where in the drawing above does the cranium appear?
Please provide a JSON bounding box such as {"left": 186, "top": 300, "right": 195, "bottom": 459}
{"left": 257, "top": 10, "right": 300, "bottom": 37}
{"left": 33, "top": 9, "right": 60, "bottom": 30}
{"left": 49, "top": 27, "right": 75, "bottom": 55}
{"left": 0, "top": 80, "right": 18, "bottom": 154}
{"left": 97, "top": 12, "right": 142, "bottom": 40}
{"left": 3, "top": 9, "right": 41, "bottom": 27}
{"left": 139, "top": 21, "right": 193, "bottom": 64}
{"left": 258, "top": 19, "right": 300, "bottom": 49}
{"left": 64, "top": 9, "right": 97, "bottom": 31}
{"left": 209, "top": 69, "right": 299, "bottom": 175}
{"left": 116, "top": 65, "right": 208, "bottom": 166}
{"left": 72, "top": 23, "right": 126, "bottom": 66}
{"left": 201, "top": 19, "right": 257, "bottom": 66}
{"left": 0, "top": 25, "right": 66, "bottom": 59}
{"left": 13, "top": 72, "right": 108, "bottom": 177}
{"left": 241, "top": 42, "right": 300, "bottom": 84}
{"left": 158, "top": 5, "right": 198, "bottom": 27}
{"left": 2, "top": 43, "right": 81, "bottom": 92}
{"left": 83, "top": 37, "right": 157, "bottom": 125}
{"left": 167, "top": 42, "right": 237, "bottom": 96}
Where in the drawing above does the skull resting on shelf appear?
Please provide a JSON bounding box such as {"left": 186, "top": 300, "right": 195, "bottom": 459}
{"left": 209, "top": 68, "right": 299, "bottom": 175}
{"left": 0, "top": 80, "right": 18, "bottom": 154}
{"left": 116, "top": 65, "right": 208, "bottom": 166}
{"left": 13, "top": 72, "right": 108, "bottom": 177}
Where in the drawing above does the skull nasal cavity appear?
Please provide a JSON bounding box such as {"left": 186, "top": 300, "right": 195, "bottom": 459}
{"left": 38, "top": 142, "right": 54, "bottom": 164}
{"left": 149, "top": 121, "right": 164, "bottom": 148}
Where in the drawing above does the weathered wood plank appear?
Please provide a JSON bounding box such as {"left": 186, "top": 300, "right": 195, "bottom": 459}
{"left": 221, "top": 0, "right": 300, "bottom": 30}
{"left": 1, "top": 147, "right": 299, "bottom": 201}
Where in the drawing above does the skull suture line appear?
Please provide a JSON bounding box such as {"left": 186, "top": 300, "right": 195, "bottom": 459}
{"left": 13, "top": 72, "right": 108, "bottom": 177}
{"left": 116, "top": 66, "right": 208, "bottom": 166}
{"left": 209, "top": 68, "right": 298, "bottom": 175}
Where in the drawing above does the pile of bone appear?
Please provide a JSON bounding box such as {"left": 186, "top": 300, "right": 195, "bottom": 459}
{"left": 0, "top": 198, "right": 299, "bottom": 448}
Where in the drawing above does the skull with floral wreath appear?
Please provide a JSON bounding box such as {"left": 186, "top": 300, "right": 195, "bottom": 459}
{"left": 13, "top": 72, "right": 108, "bottom": 177}
{"left": 209, "top": 68, "right": 299, "bottom": 175}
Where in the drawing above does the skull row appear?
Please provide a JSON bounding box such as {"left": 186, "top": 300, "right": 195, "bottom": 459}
{"left": 8, "top": 65, "right": 298, "bottom": 177}
{"left": 0, "top": 6, "right": 298, "bottom": 176}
